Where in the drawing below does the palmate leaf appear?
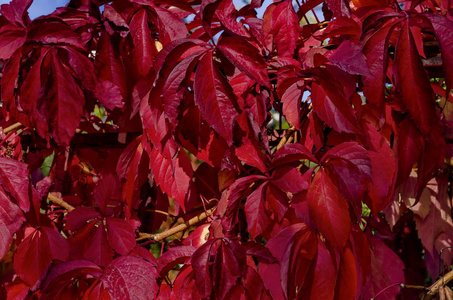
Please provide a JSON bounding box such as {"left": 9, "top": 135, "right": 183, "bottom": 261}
{"left": 14, "top": 226, "right": 69, "bottom": 286}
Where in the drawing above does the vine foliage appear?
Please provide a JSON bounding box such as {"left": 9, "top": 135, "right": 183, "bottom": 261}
{"left": 0, "top": 0, "right": 452, "bottom": 298}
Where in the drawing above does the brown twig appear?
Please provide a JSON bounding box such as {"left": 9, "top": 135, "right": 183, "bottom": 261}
{"left": 3, "top": 122, "right": 23, "bottom": 134}
{"left": 425, "top": 269, "right": 453, "bottom": 300}
{"left": 47, "top": 193, "right": 75, "bottom": 211}
{"left": 137, "top": 207, "right": 216, "bottom": 242}
{"left": 276, "top": 126, "right": 296, "bottom": 150}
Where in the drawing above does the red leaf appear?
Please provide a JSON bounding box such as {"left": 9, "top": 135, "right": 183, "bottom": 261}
{"left": 65, "top": 207, "right": 101, "bottom": 231}
{"left": 102, "top": 256, "right": 159, "bottom": 300}
{"left": 0, "top": 0, "right": 32, "bottom": 27}
{"left": 311, "top": 80, "right": 362, "bottom": 134}
{"left": 336, "top": 247, "right": 358, "bottom": 299}
{"left": 321, "top": 142, "right": 371, "bottom": 214}
{"left": 263, "top": 0, "right": 299, "bottom": 58}
{"left": 94, "top": 30, "right": 126, "bottom": 108}
{"left": 0, "top": 188, "right": 25, "bottom": 259}
{"left": 364, "top": 122, "right": 396, "bottom": 213}
{"left": 26, "top": 19, "right": 82, "bottom": 48}
{"left": 117, "top": 137, "right": 149, "bottom": 211}
{"left": 194, "top": 51, "right": 240, "bottom": 145}
{"left": 217, "top": 37, "right": 269, "bottom": 88}
{"left": 279, "top": 79, "right": 304, "bottom": 129}
{"left": 270, "top": 143, "right": 318, "bottom": 169}
{"left": 38, "top": 49, "right": 84, "bottom": 145}
{"left": 152, "top": 6, "right": 189, "bottom": 45}
{"left": 0, "top": 157, "right": 30, "bottom": 212}
{"left": 361, "top": 236, "right": 405, "bottom": 299}
{"left": 192, "top": 238, "right": 247, "bottom": 299}
{"left": 423, "top": 13, "right": 453, "bottom": 94}
{"left": 261, "top": 223, "right": 318, "bottom": 299}
{"left": 128, "top": 9, "right": 158, "bottom": 78}
{"left": 307, "top": 169, "right": 351, "bottom": 248}
{"left": 393, "top": 20, "right": 435, "bottom": 135}
{"left": 42, "top": 259, "right": 103, "bottom": 299}
{"left": 325, "top": 0, "right": 350, "bottom": 17}
{"left": 245, "top": 183, "right": 271, "bottom": 238}
{"left": 14, "top": 226, "right": 69, "bottom": 286}
{"left": 216, "top": 0, "right": 250, "bottom": 38}
{"left": 396, "top": 118, "right": 423, "bottom": 186}
{"left": 162, "top": 51, "right": 204, "bottom": 123}
{"left": 105, "top": 217, "right": 136, "bottom": 255}
{"left": 0, "top": 24, "right": 26, "bottom": 60}
{"left": 361, "top": 26, "right": 393, "bottom": 112}
{"left": 69, "top": 220, "right": 113, "bottom": 267}
{"left": 328, "top": 40, "right": 371, "bottom": 76}
{"left": 272, "top": 165, "right": 309, "bottom": 194}
{"left": 306, "top": 238, "right": 336, "bottom": 300}
{"left": 158, "top": 245, "right": 196, "bottom": 276}
{"left": 149, "top": 147, "right": 193, "bottom": 210}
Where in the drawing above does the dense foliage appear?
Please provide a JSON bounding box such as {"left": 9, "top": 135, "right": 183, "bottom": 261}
{"left": 0, "top": 0, "right": 452, "bottom": 298}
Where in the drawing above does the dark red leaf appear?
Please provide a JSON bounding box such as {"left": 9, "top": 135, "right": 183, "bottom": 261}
{"left": 394, "top": 20, "right": 435, "bottom": 135}
{"left": 361, "top": 236, "right": 405, "bottom": 299}
{"left": 117, "top": 137, "right": 149, "bottom": 212}
{"left": 217, "top": 37, "right": 269, "bottom": 88}
{"left": 305, "top": 238, "right": 336, "bottom": 300}
{"left": 263, "top": 0, "right": 299, "bottom": 58}
{"left": 261, "top": 223, "right": 318, "bottom": 299}
{"left": 270, "top": 143, "right": 318, "bottom": 169}
{"left": 311, "top": 80, "right": 362, "bottom": 134}
{"left": 279, "top": 79, "right": 304, "bottom": 129}
{"left": 149, "top": 147, "right": 193, "bottom": 210}
{"left": 0, "top": 0, "right": 32, "bottom": 27}
{"left": 396, "top": 118, "right": 423, "bottom": 186}
{"left": 194, "top": 51, "right": 240, "bottom": 145}
{"left": 245, "top": 183, "right": 271, "bottom": 238}
{"left": 14, "top": 226, "right": 69, "bottom": 286}
{"left": 128, "top": 9, "right": 158, "bottom": 78}
{"left": 158, "top": 245, "right": 196, "bottom": 275}
{"left": 105, "top": 217, "right": 136, "bottom": 255}
{"left": 307, "top": 169, "right": 351, "bottom": 248}
{"left": 191, "top": 238, "right": 247, "bottom": 299}
{"left": 65, "top": 207, "right": 101, "bottom": 231}
{"left": 423, "top": 13, "right": 453, "bottom": 94}
{"left": 0, "top": 24, "right": 26, "bottom": 60}
{"left": 0, "top": 157, "right": 30, "bottom": 211}
{"left": 272, "top": 165, "right": 309, "bottom": 194}
{"left": 364, "top": 122, "right": 396, "bottom": 213}
{"left": 0, "top": 188, "right": 25, "bottom": 259}
{"left": 216, "top": 0, "right": 250, "bottom": 38}
{"left": 162, "top": 51, "right": 205, "bottom": 123}
{"left": 328, "top": 40, "right": 371, "bottom": 76}
{"left": 42, "top": 259, "right": 103, "bottom": 298}
{"left": 102, "top": 256, "right": 159, "bottom": 300}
